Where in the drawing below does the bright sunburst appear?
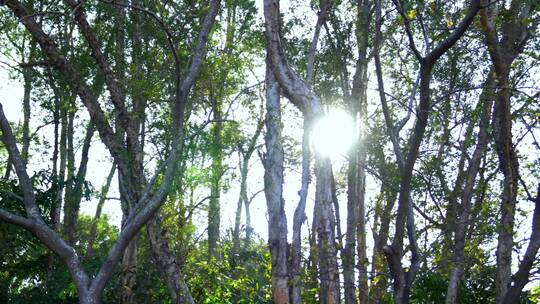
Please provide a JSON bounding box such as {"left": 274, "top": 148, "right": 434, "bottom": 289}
{"left": 311, "top": 108, "right": 356, "bottom": 158}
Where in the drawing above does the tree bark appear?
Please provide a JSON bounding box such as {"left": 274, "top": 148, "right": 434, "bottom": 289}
{"left": 502, "top": 184, "right": 540, "bottom": 304}
{"left": 148, "top": 215, "right": 195, "bottom": 304}
{"left": 350, "top": 1, "right": 371, "bottom": 302}
{"left": 290, "top": 118, "right": 310, "bottom": 304}
{"left": 21, "top": 66, "right": 32, "bottom": 164}
{"left": 64, "top": 123, "right": 94, "bottom": 245}
{"left": 479, "top": 1, "right": 534, "bottom": 301}
{"left": 264, "top": 61, "right": 290, "bottom": 304}
{"left": 263, "top": 0, "right": 341, "bottom": 301}
{"left": 314, "top": 156, "right": 340, "bottom": 304}
{"left": 233, "top": 155, "right": 248, "bottom": 253}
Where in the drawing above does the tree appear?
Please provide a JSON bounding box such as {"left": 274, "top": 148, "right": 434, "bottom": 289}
{"left": 374, "top": 0, "right": 481, "bottom": 302}
{"left": 264, "top": 0, "right": 341, "bottom": 302}
{"left": 0, "top": 0, "right": 219, "bottom": 302}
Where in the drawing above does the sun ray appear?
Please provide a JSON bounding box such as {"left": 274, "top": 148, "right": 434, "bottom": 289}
{"left": 311, "top": 108, "right": 356, "bottom": 158}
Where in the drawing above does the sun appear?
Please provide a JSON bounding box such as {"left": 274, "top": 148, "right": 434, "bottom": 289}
{"left": 311, "top": 108, "right": 356, "bottom": 158}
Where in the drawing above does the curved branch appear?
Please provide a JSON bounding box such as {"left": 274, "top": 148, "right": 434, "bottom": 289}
{"left": 263, "top": 0, "right": 323, "bottom": 118}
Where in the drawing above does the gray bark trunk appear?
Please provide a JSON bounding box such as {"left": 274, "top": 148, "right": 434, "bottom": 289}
{"left": 502, "top": 184, "right": 540, "bottom": 303}
{"left": 21, "top": 67, "right": 32, "bottom": 164}
{"left": 148, "top": 215, "right": 195, "bottom": 304}
{"left": 64, "top": 123, "right": 94, "bottom": 245}
{"left": 314, "top": 156, "right": 340, "bottom": 304}
{"left": 263, "top": 62, "right": 290, "bottom": 303}
{"left": 493, "top": 70, "right": 518, "bottom": 304}
{"left": 263, "top": 0, "right": 340, "bottom": 301}
{"left": 290, "top": 118, "right": 310, "bottom": 304}
{"left": 233, "top": 156, "right": 248, "bottom": 253}
{"left": 478, "top": 1, "right": 533, "bottom": 300}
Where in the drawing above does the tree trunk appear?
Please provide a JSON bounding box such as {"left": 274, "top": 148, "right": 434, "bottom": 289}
{"left": 352, "top": 2, "right": 370, "bottom": 301}
{"left": 290, "top": 118, "right": 310, "bottom": 304}
{"left": 64, "top": 123, "right": 94, "bottom": 245}
{"left": 379, "top": 1, "right": 480, "bottom": 301}
{"left": 314, "top": 156, "right": 340, "bottom": 304}
{"left": 263, "top": 62, "right": 290, "bottom": 304}
{"left": 493, "top": 67, "right": 518, "bottom": 304}
{"left": 79, "top": 292, "right": 101, "bottom": 304}
{"left": 355, "top": 155, "right": 368, "bottom": 303}
{"left": 148, "top": 215, "right": 195, "bottom": 304}
{"left": 343, "top": 145, "right": 358, "bottom": 304}
{"left": 244, "top": 194, "right": 253, "bottom": 246}
{"left": 478, "top": 1, "right": 532, "bottom": 301}
{"left": 21, "top": 67, "right": 32, "bottom": 164}
{"left": 502, "top": 184, "right": 540, "bottom": 304}
{"left": 208, "top": 96, "right": 223, "bottom": 258}
{"left": 263, "top": 0, "right": 341, "bottom": 301}
{"left": 232, "top": 156, "right": 247, "bottom": 254}
{"left": 369, "top": 185, "right": 396, "bottom": 304}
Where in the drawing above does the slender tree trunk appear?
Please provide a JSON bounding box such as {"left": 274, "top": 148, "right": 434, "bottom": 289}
{"left": 502, "top": 184, "right": 540, "bottom": 304}
{"left": 290, "top": 118, "right": 310, "bottom": 304}
{"left": 343, "top": 127, "right": 358, "bottom": 304}
{"left": 64, "top": 123, "right": 94, "bottom": 245}
{"left": 208, "top": 96, "right": 222, "bottom": 258}
{"left": 314, "top": 156, "right": 340, "bottom": 304}
{"left": 21, "top": 67, "right": 32, "bottom": 164}
{"left": 244, "top": 194, "right": 253, "bottom": 246}
{"left": 147, "top": 215, "right": 195, "bottom": 304}
{"left": 233, "top": 155, "right": 247, "bottom": 253}
{"left": 305, "top": 0, "right": 331, "bottom": 84}
{"left": 264, "top": 62, "right": 290, "bottom": 304}
{"left": 493, "top": 68, "right": 518, "bottom": 304}
{"left": 369, "top": 185, "right": 396, "bottom": 303}
{"left": 307, "top": 198, "right": 320, "bottom": 301}
{"left": 46, "top": 73, "right": 61, "bottom": 284}
{"left": 356, "top": 152, "right": 368, "bottom": 303}
{"left": 478, "top": 1, "right": 533, "bottom": 300}
{"left": 352, "top": 2, "right": 370, "bottom": 301}
{"left": 379, "top": 1, "right": 480, "bottom": 301}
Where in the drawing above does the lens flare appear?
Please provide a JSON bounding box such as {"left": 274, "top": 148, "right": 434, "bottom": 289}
{"left": 311, "top": 108, "right": 356, "bottom": 158}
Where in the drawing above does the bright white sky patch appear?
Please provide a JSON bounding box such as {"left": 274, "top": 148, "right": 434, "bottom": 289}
{"left": 311, "top": 108, "right": 355, "bottom": 158}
